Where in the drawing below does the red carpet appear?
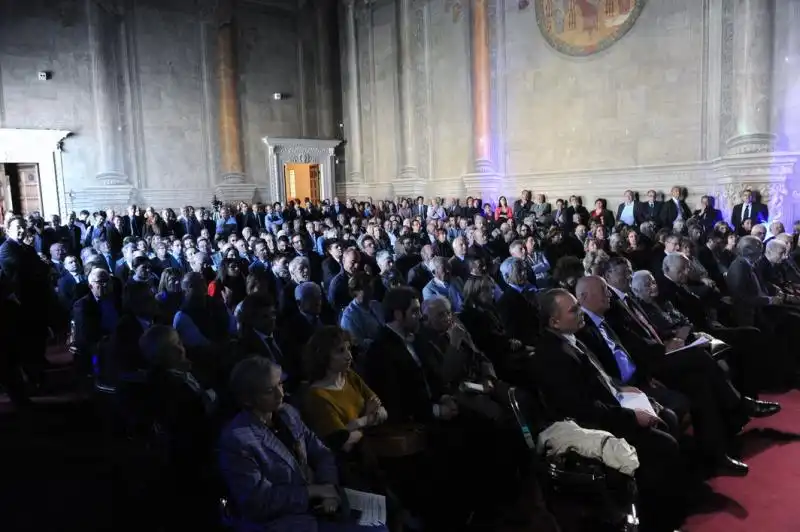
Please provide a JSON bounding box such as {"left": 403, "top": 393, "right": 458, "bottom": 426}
{"left": 685, "top": 391, "right": 800, "bottom": 532}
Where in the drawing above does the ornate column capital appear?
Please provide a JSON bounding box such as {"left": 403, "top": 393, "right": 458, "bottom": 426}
{"left": 712, "top": 152, "right": 798, "bottom": 221}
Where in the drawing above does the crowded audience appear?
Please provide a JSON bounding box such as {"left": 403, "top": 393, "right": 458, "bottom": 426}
{"left": 0, "top": 185, "right": 797, "bottom": 532}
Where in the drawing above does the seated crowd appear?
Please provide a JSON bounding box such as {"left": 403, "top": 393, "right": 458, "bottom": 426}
{"left": 1, "top": 186, "right": 800, "bottom": 532}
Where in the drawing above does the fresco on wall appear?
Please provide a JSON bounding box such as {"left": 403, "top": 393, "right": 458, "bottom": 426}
{"left": 535, "top": 0, "right": 646, "bottom": 56}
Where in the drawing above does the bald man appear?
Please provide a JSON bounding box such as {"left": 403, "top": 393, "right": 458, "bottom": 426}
{"left": 534, "top": 288, "right": 688, "bottom": 531}
{"left": 575, "top": 276, "right": 689, "bottom": 433}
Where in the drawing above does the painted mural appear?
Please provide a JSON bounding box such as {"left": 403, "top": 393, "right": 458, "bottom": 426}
{"left": 535, "top": 0, "right": 646, "bottom": 56}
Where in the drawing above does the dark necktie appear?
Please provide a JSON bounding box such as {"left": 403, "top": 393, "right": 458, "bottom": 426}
{"left": 743, "top": 204, "right": 750, "bottom": 221}
{"left": 264, "top": 335, "right": 283, "bottom": 363}
{"left": 574, "top": 338, "right": 619, "bottom": 398}
{"left": 624, "top": 297, "right": 662, "bottom": 344}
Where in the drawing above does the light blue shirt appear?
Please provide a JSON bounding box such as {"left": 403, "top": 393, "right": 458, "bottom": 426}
{"left": 582, "top": 307, "right": 637, "bottom": 384}
{"left": 340, "top": 299, "right": 385, "bottom": 350}
{"left": 619, "top": 202, "right": 635, "bottom": 226}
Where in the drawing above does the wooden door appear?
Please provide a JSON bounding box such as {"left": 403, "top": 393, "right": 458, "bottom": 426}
{"left": 283, "top": 163, "right": 313, "bottom": 203}
{"left": 309, "top": 164, "right": 320, "bottom": 202}
{"left": 16, "top": 164, "right": 42, "bottom": 215}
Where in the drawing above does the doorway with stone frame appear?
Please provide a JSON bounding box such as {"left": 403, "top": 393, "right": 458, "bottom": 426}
{"left": 0, "top": 163, "right": 43, "bottom": 219}
{"left": 263, "top": 137, "right": 340, "bottom": 204}
{"left": 0, "top": 129, "right": 72, "bottom": 219}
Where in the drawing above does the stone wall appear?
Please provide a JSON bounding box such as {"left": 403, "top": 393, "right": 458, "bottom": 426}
{"left": 339, "top": 0, "right": 800, "bottom": 223}
{"left": 0, "top": 0, "right": 340, "bottom": 213}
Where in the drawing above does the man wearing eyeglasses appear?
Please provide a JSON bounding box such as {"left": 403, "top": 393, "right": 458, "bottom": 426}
{"left": 290, "top": 232, "right": 323, "bottom": 284}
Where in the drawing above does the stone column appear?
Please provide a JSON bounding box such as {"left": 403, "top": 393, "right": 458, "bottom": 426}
{"left": 87, "top": 0, "right": 127, "bottom": 183}
{"left": 217, "top": 0, "right": 245, "bottom": 183}
{"left": 342, "top": 0, "right": 363, "bottom": 182}
{"left": 471, "top": 0, "right": 493, "bottom": 173}
{"left": 396, "top": 0, "right": 418, "bottom": 179}
{"left": 315, "top": 0, "right": 334, "bottom": 138}
{"left": 727, "top": 0, "right": 775, "bottom": 154}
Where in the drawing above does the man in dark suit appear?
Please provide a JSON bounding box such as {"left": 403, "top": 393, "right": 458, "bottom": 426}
{"left": 0, "top": 215, "right": 55, "bottom": 386}
{"left": 414, "top": 196, "right": 428, "bottom": 219}
{"left": 72, "top": 268, "right": 122, "bottom": 375}
{"left": 575, "top": 276, "right": 689, "bottom": 424}
{"left": 659, "top": 186, "right": 692, "bottom": 228}
{"left": 496, "top": 257, "right": 540, "bottom": 346}
{"left": 235, "top": 293, "right": 296, "bottom": 388}
{"left": 57, "top": 255, "right": 89, "bottom": 314}
{"left": 328, "top": 248, "right": 360, "bottom": 312}
{"left": 598, "top": 256, "right": 779, "bottom": 474}
{"left": 407, "top": 244, "right": 434, "bottom": 294}
{"left": 534, "top": 288, "right": 688, "bottom": 532}
{"left": 365, "top": 287, "right": 477, "bottom": 526}
{"left": 366, "top": 286, "right": 453, "bottom": 423}
{"left": 61, "top": 213, "right": 84, "bottom": 255}
{"left": 289, "top": 233, "right": 323, "bottom": 284}
{"left": 731, "top": 189, "right": 768, "bottom": 231}
{"left": 659, "top": 252, "right": 763, "bottom": 395}
{"left": 726, "top": 236, "right": 800, "bottom": 386}
{"left": 176, "top": 206, "right": 199, "bottom": 240}
{"left": 122, "top": 205, "right": 143, "bottom": 239}
{"left": 637, "top": 189, "right": 662, "bottom": 225}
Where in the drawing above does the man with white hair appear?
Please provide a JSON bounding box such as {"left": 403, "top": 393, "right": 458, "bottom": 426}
{"left": 496, "top": 257, "right": 540, "bottom": 346}
{"left": 727, "top": 236, "right": 784, "bottom": 327}
{"left": 449, "top": 236, "right": 469, "bottom": 281}
{"left": 419, "top": 295, "right": 497, "bottom": 395}
{"left": 756, "top": 239, "right": 800, "bottom": 304}
{"left": 422, "top": 256, "right": 464, "bottom": 312}
{"left": 750, "top": 224, "right": 767, "bottom": 241}
{"left": 727, "top": 237, "right": 800, "bottom": 387}
{"left": 72, "top": 268, "right": 121, "bottom": 375}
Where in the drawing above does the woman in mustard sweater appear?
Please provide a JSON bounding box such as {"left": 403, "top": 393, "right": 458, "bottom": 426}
{"left": 301, "top": 326, "right": 388, "bottom": 452}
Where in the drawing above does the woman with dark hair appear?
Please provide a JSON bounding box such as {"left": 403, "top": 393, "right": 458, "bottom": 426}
{"left": 552, "top": 255, "right": 585, "bottom": 293}
{"left": 494, "top": 196, "right": 512, "bottom": 222}
{"left": 458, "top": 275, "right": 529, "bottom": 381}
{"left": 589, "top": 198, "right": 615, "bottom": 230}
{"left": 301, "top": 326, "right": 387, "bottom": 452}
{"left": 155, "top": 267, "right": 183, "bottom": 324}
{"left": 208, "top": 257, "right": 247, "bottom": 311}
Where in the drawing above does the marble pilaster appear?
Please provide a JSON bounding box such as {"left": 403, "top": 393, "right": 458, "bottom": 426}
{"left": 396, "top": 0, "right": 418, "bottom": 179}
{"left": 470, "top": 0, "right": 493, "bottom": 174}
{"left": 217, "top": 0, "right": 245, "bottom": 183}
{"left": 342, "top": 0, "right": 363, "bottom": 182}
{"left": 315, "top": 1, "right": 334, "bottom": 138}
{"left": 726, "top": 0, "right": 776, "bottom": 154}
{"left": 87, "top": 0, "right": 129, "bottom": 185}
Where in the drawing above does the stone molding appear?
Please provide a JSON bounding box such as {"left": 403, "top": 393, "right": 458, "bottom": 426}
{"left": 333, "top": 151, "right": 799, "bottom": 222}
{"left": 215, "top": 182, "right": 257, "bottom": 204}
